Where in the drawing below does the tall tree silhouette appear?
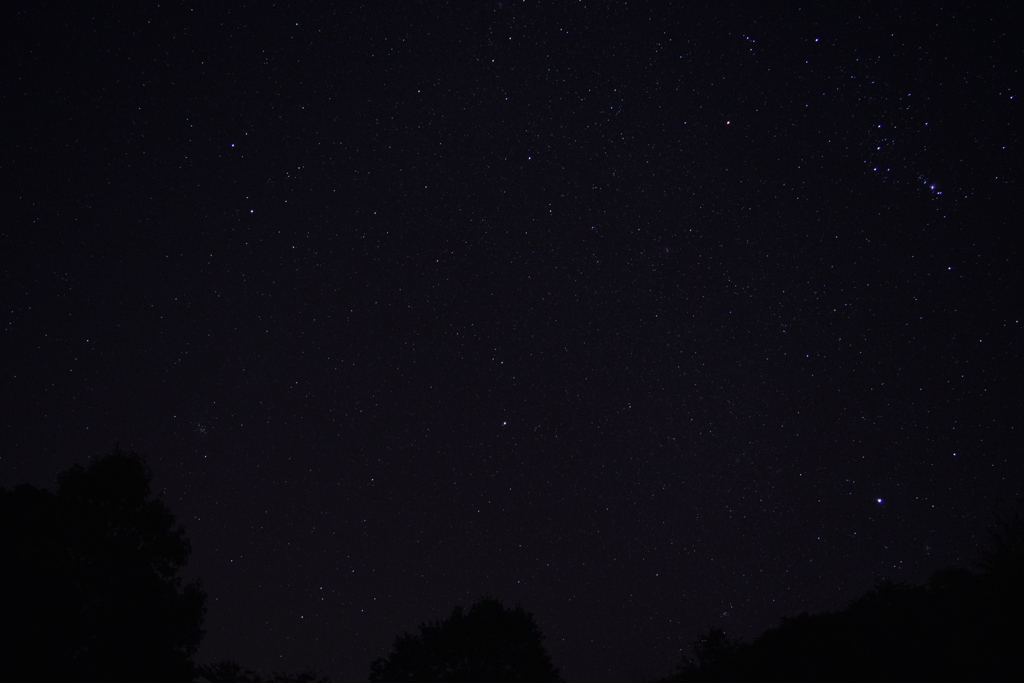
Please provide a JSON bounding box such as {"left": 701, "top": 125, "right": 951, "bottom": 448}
{"left": 981, "top": 500, "right": 1024, "bottom": 587}
{"left": 369, "top": 599, "right": 564, "bottom": 683}
{"left": 0, "top": 449, "right": 206, "bottom": 682}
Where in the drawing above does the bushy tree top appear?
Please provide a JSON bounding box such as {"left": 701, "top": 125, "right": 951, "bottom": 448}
{"left": 370, "top": 599, "right": 564, "bottom": 683}
{"left": 0, "top": 449, "right": 206, "bottom": 683}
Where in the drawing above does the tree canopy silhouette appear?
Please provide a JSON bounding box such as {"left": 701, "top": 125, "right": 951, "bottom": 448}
{"left": 651, "top": 506, "right": 1024, "bottom": 683}
{"left": 981, "top": 500, "right": 1024, "bottom": 590}
{"left": 196, "top": 660, "right": 332, "bottom": 683}
{"left": 0, "top": 448, "right": 206, "bottom": 683}
{"left": 369, "top": 598, "right": 564, "bottom": 683}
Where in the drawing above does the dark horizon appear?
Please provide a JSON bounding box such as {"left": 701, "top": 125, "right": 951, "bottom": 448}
{"left": 3, "top": 2, "right": 1020, "bottom": 681}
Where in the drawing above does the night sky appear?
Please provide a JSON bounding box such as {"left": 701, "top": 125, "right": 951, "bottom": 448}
{"left": 3, "top": 2, "right": 1021, "bottom": 682}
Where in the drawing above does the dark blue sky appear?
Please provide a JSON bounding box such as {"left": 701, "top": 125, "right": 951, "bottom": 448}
{"left": 3, "top": 2, "right": 1020, "bottom": 681}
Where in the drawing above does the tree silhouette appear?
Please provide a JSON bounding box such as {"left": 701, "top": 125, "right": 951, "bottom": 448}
{"left": 690, "top": 628, "right": 742, "bottom": 669}
{"left": 654, "top": 565, "right": 1024, "bottom": 682}
{"left": 0, "top": 448, "right": 206, "bottom": 682}
{"left": 369, "top": 598, "right": 564, "bottom": 683}
{"left": 196, "top": 660, "right": 332, "bottom": 683}
{"left": 649, "top": 501, "right": 1024, "bottom": 682}
{"left": 981, "top": 500, "right": 1024, "bottom": 587}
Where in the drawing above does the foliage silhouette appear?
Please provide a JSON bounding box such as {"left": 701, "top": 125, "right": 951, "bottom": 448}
{"left": 196, "top": 660, "right": 332, "bottom": 683}
{"left": 0, "top": 448, "right": 206, "bottom": 682}
{"left": 369, "top": 598, "right": 564, "bottom": 683}
{"left": 651, "top": 506, "right": 1024, "bottom": 682}
{"left": 981, "top": 499, "right": 1024, "bottom": 588}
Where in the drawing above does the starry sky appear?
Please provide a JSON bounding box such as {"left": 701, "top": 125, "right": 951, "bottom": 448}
{"left": 3, "top": 2, "right": 1021, "bottom": 682}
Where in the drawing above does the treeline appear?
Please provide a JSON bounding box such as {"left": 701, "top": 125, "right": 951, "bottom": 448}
{"left": 0, "top": 449, "right": 205, "bottom": 682}
{"left": 0, "top": 450, "right": 562, "bottom": 683}
{"left": 2, "top": 450, "right": 1021, "bottom": 681}
{"left": 654, "top": 562, "right": 1022, "bottom": 681}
